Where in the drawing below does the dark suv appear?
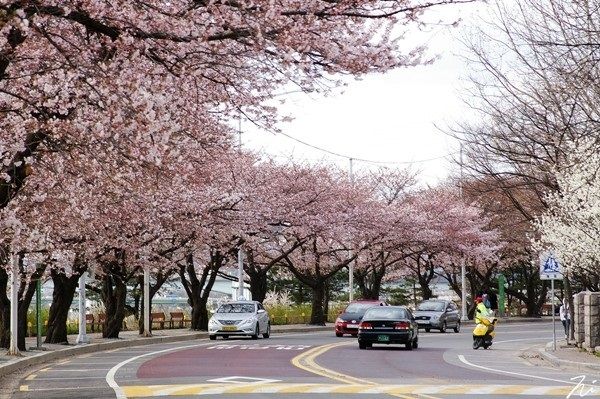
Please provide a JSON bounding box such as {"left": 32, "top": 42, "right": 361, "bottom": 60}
{"left": 335, "top": 299, "right": 387, "bottom": 337}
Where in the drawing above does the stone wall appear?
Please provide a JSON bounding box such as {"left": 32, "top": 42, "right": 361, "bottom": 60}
{"left": 574, "top": 292, "right": 585, "bottom": 344}
{"left": 573, "top": 291, "right": 600, "bottom": 351}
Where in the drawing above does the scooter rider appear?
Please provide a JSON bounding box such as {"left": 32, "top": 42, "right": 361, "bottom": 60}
{"left": 475, "top": 296, "right": 490, "bottom": 324}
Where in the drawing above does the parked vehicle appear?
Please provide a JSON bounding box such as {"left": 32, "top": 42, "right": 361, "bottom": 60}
{"left": 473, "top": 316, "right": 497, "bottom": 349}
{"left": 208, "top": 300, "right": 270, "bottom": 340}
{"left": 335, "top": 299, "right": 387, "bottom": 337}
{"left": 357, "top": 306, "right": 419, "bottom": 350}
{"left": 413, "top": 299, "right": 461, "bottom": 333}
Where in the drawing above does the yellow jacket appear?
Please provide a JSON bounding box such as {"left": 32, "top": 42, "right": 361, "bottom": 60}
{"left": 475, "top": 302, "right": 490, "bottom": 324}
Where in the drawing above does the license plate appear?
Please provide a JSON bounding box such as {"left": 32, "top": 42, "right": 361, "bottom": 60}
{"left": 346, "top": 324, "right": 359, "bottom": 329}
{"left": 222, "top": 326, "right": 237, "bottom": 331}
{"left": 377, "top": 335, "right": 389, "bottom": 342}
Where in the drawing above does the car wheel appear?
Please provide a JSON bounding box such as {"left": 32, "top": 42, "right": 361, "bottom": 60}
{"left": 454, "top": 321, "right": 460, "bottom": 333}
{"left": 209, "top": 335, "right": 216, "bottom": 341}
{"left": 251, "top": 324, "right": 259, "bottom": 340}
{"left": 405, "top": 340, "right": 413, "bottom": 351}
{"left": 359, "top": 341, "right": 367, "bottom": 350}
{"left": 263, "top": 323, "right": 270, "bottom": 339}
{"left": 335, "top": 332, "right": 343, "bottom": 337}
{"left": 424, "top": 328, "right": 430, "bottom": 333}
{"left": 222, "top": 335, "right": 229, "bottom": 340}
{"left": 440, "top": 322, "right": 447, "bottom": 333}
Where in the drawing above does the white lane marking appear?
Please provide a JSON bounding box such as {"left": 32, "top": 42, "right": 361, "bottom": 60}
{"left": 207, "top": 376, "right": 281, "bottom": 384}
{"left": 105, "top": 330, "right": 329, "bottom": 398}
{"left": 458, "top": 354, "right": 576, "bottom": 385}
{"left": 105, "top": 341, "right": 212, "bottom": 399}
{"left": 494, "top": 337, "right": 552, "bottom": 344}
{"left": 31, "top": 376, "right": 108, "bottom": 380}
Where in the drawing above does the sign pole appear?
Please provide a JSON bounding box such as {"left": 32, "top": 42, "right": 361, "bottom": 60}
{"left": 551, "top": 278, "right": 556, "bottom": 351}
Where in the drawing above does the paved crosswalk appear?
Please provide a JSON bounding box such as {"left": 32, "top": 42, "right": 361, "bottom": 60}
{"left": 116, "top": 382, "right": 597, "bottom": 397}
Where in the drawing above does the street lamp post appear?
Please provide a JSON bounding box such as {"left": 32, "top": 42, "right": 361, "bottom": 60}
{"left": 8, "top": 254, "right": 19, "bottom": 356}
{"left": 461, "top": 263, "right": 467, "bottom": 321}
{"left": 459, "top": 144, "right": 468, "bottom": 322}
{"left": 143, "top": 268, "right": 151, "bottom": 337}
{"left": 348, "top": 158, "right": 354, "bottom": 302}
{"left": 237, "top": 248, "right": 244, "bottom": 300}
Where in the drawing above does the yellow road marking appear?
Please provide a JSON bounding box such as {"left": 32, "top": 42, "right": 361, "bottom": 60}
{"left": 19, "top": 385, "right": 28, "bottom": 391}
{"left": 117, "top": 383, "right": 593, "bottom": 397}
{"left": 290, "top": 342, "right": 435, "bottom": 399}
{"left": 291, "top": 342, "right": 374, "bottom": 385}
{"left": 25, "top": 374, "right": 36, "bottom": 381}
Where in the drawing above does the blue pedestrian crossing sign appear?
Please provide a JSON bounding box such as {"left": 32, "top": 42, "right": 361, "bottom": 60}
{"left": 539, "top": 252, "right": 563, "bottom": 280}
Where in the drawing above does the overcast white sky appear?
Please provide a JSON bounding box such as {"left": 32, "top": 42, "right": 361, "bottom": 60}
{"left": 242, "top": 2, "right": 484, "bottom": 185}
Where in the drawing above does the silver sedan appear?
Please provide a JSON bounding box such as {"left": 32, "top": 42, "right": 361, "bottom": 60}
{"left": 208, "top": 301, "right": 271, "bottom": 340}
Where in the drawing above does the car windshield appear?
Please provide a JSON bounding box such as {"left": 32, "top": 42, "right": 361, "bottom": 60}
{"left": 364, "top": 308, "right": 407, "bottom": 320}
{"left": 216, "top": 303, "right": 255, "bottom": 313}
{"left": 417, "top": 301, "right": 445, "bottom": 312}
{"left": 344, "top": 303, "right": 379, "bottom": 313}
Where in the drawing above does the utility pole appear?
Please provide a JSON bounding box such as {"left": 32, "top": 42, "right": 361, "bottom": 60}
{"left": 8, "top": 254, "right": 19, "bottom": 355}
{"left": 76, "top": 272, "right": 90, "bottom": 344}
{"left": 460, "top": 143, "right": 468, "bottom": 322}
{"left": 237, "top": 249, "right": 244, "bottom": 300}
{"left": 348, "top": 158, "right": 354, "bottom": 302}
{"left": 143, "top": 268, "right": 151, "bottom": 337}
{"left": 236, "top": 111, "right": 245, "bottom": 301}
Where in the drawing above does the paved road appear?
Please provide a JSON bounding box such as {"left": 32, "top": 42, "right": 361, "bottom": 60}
{"left": 11, "top": 322, "right": 600, "bottom": 398}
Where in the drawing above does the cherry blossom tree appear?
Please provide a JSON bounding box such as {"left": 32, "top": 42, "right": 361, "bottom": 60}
{"left": 536, "top": 141, "right": 600, "bottom": 284}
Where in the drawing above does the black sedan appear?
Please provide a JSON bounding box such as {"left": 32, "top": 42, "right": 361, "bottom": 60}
{"left": 357, "top": 306, "right": 418, "bottom": 350}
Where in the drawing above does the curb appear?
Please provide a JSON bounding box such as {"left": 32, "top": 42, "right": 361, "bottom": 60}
{"left": 462, "top": 317, "right": 553, "bottom": 326}
{"left": 0, "top": 325, "right": 331, "bottom": 378}
{"left": 537, "top": 341, "right": 600, "bottom": 372}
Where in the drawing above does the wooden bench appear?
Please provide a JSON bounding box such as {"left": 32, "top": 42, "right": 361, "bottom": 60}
{"left": 151, "top": 312, "right": 166, "bottom": 329}
{"left": 169, "top": 312, "right": 191, "bottom": 329}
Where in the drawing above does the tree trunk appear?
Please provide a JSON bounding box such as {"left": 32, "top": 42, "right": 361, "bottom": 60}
{"left": 45, "top": 271, "right": 79, "bottom": 344}
{"left": 419, "top": 279, "right": 433, "bottom": 300}
{"left": 191, "top": 297, "right": 209, "bottom": 330}
{"left": 101, "top": 273, "right": 127, "bottom": 339}
{"left": 0, "top": 268, "right": 9, "bottom": 348}
{"left": 248, "top": 270, "right": 268, "bottom": 304}
{"left": 310, "top": 281, "right": 326, "bottom": 325}
{"left": 180, "top": 252, "right": 222, "bottom": 331}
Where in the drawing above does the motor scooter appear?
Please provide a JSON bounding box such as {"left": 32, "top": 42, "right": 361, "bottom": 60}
{"left": 472, "top": 316, "right": 497, "bottom": 349}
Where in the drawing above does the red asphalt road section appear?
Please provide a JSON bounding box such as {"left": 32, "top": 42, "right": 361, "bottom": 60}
{"left": 137, "top": 343, "right": 315, "bottom": 379}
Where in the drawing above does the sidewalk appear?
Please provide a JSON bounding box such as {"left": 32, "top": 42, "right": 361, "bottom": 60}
{"left": 533, "top": 339, "right": 600, "bottom": 372}
{"left": 0, "top": 323, "right": 333, "bottom": 378}
{"left": 463, "top": 315, "right": 556, "bottom": 325}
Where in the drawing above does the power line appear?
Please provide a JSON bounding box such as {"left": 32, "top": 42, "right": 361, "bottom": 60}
{"left": 276, "top": 131, "right": 457, "bottom": 165}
